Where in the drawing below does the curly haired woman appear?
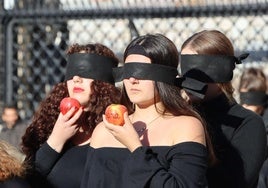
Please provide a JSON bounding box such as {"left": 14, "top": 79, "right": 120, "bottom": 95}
{"left": 21, "top": 43, "right": 121, "bottom": 188}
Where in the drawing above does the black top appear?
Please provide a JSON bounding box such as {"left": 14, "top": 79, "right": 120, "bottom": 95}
{"left": 255, "top": 109, "right": 268, "bottom": 188}
{"left": 198, "top": 94, "right": 267, "bottom": 188}
{"left": 81, "top": 142, "right": 208, "bottom": 188}
{"left": 261, "top": 108, "right": 268, "bottom": 146}
{"left": 33, "top": 142, "right": 89, "bottom": 188}
{"left": 257, "top": 158, "right": 268, "bottom": 188}
{"left": 0, "top": 177, "right": 31, "bottom": 188}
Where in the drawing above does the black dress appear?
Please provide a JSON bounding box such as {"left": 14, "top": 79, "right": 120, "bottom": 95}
{"left": 198, "top": 94, "right": 267, "bottom": 188}
{"left": 81, "top": 142, "right": 208, "bottom": 188}
{"left": 32, "top": 142, "right": 89, "bottom": 188}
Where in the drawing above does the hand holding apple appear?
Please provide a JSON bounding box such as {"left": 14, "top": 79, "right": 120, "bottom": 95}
{"left": 104, "top": 105, "right": 142, "bottom": 152}
{"left": 105, "top": 104, "right": 127, "bottom": 126}
{"left": 60, "top": 97, "right": 81, "bottom": 115}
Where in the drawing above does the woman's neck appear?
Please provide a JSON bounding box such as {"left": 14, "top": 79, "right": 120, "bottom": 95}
{"left": 133, "top": 102, "right": 163, "bottom": 120}
{"left": 71, "top": 125, "right": 91, "bottom": 146}
{"left": 71, "top": 111, "right": 92, "bottom": 145}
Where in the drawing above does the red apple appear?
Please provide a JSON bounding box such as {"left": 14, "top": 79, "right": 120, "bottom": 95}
{"left": 60, "top": 97, "right": 81, "bottom": 115}
{"left": 105, "top": 104, "right": 127, "bottom": 126}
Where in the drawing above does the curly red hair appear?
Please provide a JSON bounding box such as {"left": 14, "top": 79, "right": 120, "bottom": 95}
{"left": 21, "top": 43, "right": 121, "bottom": 162}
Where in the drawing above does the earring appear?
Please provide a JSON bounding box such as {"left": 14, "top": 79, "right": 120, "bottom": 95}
{"left": 132, "top": 103, "right": 135, "bottom": 111}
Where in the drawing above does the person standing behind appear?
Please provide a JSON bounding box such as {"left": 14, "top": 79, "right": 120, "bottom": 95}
{"left": 81, "top": 33, "right": 215, "bottom": 188}
{"left": 0, "top": 139, "right": 31, "bottom": 188}
{"left": 21, "top": 43, "right": 121, "bottom": 188}
{"left": 238, "top": 67, "right": 268, "bottom": 188}
{"left": 239, "top": 67, "right": 268, "bottom": 117}
{"left": 0, "top": 103, "right": 29, "bottom": 151}
{"left": 179, "top": 29, "right": 267, "bottom": 188}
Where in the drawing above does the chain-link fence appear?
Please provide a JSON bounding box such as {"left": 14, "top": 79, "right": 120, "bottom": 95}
{"left": 0, "top": 0, "right": 267, "bottom": 120}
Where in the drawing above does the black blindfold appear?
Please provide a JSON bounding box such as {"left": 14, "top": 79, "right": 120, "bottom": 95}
{"left": 116, "top": 44, "right": 178, "bottom": 85}
{"left": 65, "top": 53, "right": 117, "bottom": 84}
{"left": 113, "top": 63, "right": 178, "bottom": 85}
{"left": 177, "top": 53, "right": 249, "bottom": 99}
{"left": 240, "top": 91, "right": 268, "bottom": 106}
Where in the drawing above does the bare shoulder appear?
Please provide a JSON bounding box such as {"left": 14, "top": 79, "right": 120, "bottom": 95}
{"left": 170, "top": 115, "right": 206, "bottom": 146}
{"left": 90, "top": 121, "right": 111, "bottom": 148}
{"left": 92, "top": 121, "right": 106, "bottom": 135}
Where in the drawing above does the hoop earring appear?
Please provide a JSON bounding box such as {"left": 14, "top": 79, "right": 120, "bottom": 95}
{"left": 132, "top": 103, "right": 135, "bottom": 111}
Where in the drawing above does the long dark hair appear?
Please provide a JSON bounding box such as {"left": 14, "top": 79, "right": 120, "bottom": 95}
{"left": 121, "top": 33, "right": 216, "bottom": 165}
{"left": 122, "top": 34, "right": 201, "bottom": 118}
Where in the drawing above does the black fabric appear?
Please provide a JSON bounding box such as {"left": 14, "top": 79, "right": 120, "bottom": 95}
{"left": 240, "top": 91, "right": 268, "bottom": 106}
{"left": 31, "top": 142, "right": 89, "bottom": 188}
{"left": 262, "top": 108, "right": 268, "bottom": 146}
{"left": 181, "top": 55, "right": 235, "bottom": 83}
{"left": 0, "top": 177, "right": 31, "bottom": 188}
{"left": 180, "top": 53, "right": 248, "bottom": 83}
{"left": 175, "top": 77, "right": 208, "bottom": 99}
{"left": 257, "top": 108, "right": 268, "bottom": 188}
{"left": 113, "top": 63, "right": 178, "bottom": 85}
{"left": 64, "top": 53, "right": 117, "bottom": 84}
{"left": 257, "top": 157, "right": 268, "bottom": 188}
{"left": 196, "top": 94, "right": 267, "bottom": 188}
{"left": 179, "top": 53, "right": 249, "bottom": 98}
{"left": 81, "top": 142, "right": 208, "bottom": 188}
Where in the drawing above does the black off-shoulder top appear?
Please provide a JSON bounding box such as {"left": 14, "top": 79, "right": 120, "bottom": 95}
{"left": 81, "top": 142, "right": 208, "bottom": 188}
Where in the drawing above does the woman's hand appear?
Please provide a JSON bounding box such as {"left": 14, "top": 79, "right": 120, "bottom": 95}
{"left": 47, "top": 107, "right": 83, "bottom": 152}
{"left": 103, "top": 112, "right": 142, "bottom": 152}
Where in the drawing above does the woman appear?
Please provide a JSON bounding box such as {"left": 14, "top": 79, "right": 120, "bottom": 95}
{"left": 21, "top": 43, "right": 121, "bottom": 188}
{"left": 239, "top": 67, "right": 268, "bottom": 116}
{"left": 81, "top": 33, "right": 214, "bottom": 188}
{"left": 238, "top": 67, "right": 268, "bottom": 188}
{"left": 179, "top": 29, "right": 267, "bottom": 188}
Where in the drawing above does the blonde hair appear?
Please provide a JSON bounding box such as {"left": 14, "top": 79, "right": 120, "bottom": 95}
{"left": 0, "top": 140, "right": 27, "bottom": 181}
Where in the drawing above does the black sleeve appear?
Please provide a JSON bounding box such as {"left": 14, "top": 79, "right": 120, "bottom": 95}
{"left": 257, "top": 158, "right": 268, "bottom": 188}
{"left": 233, "top": 114, "right": 267, "bottom": 188}
{"left": 35, "top": 142, "right": 61, "bottom": 177}
{"left": 121, "top": 142, "right": 208, "bottom": 188}
{"left": 0, "top": 177, "right": 31, "bottom": 188}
